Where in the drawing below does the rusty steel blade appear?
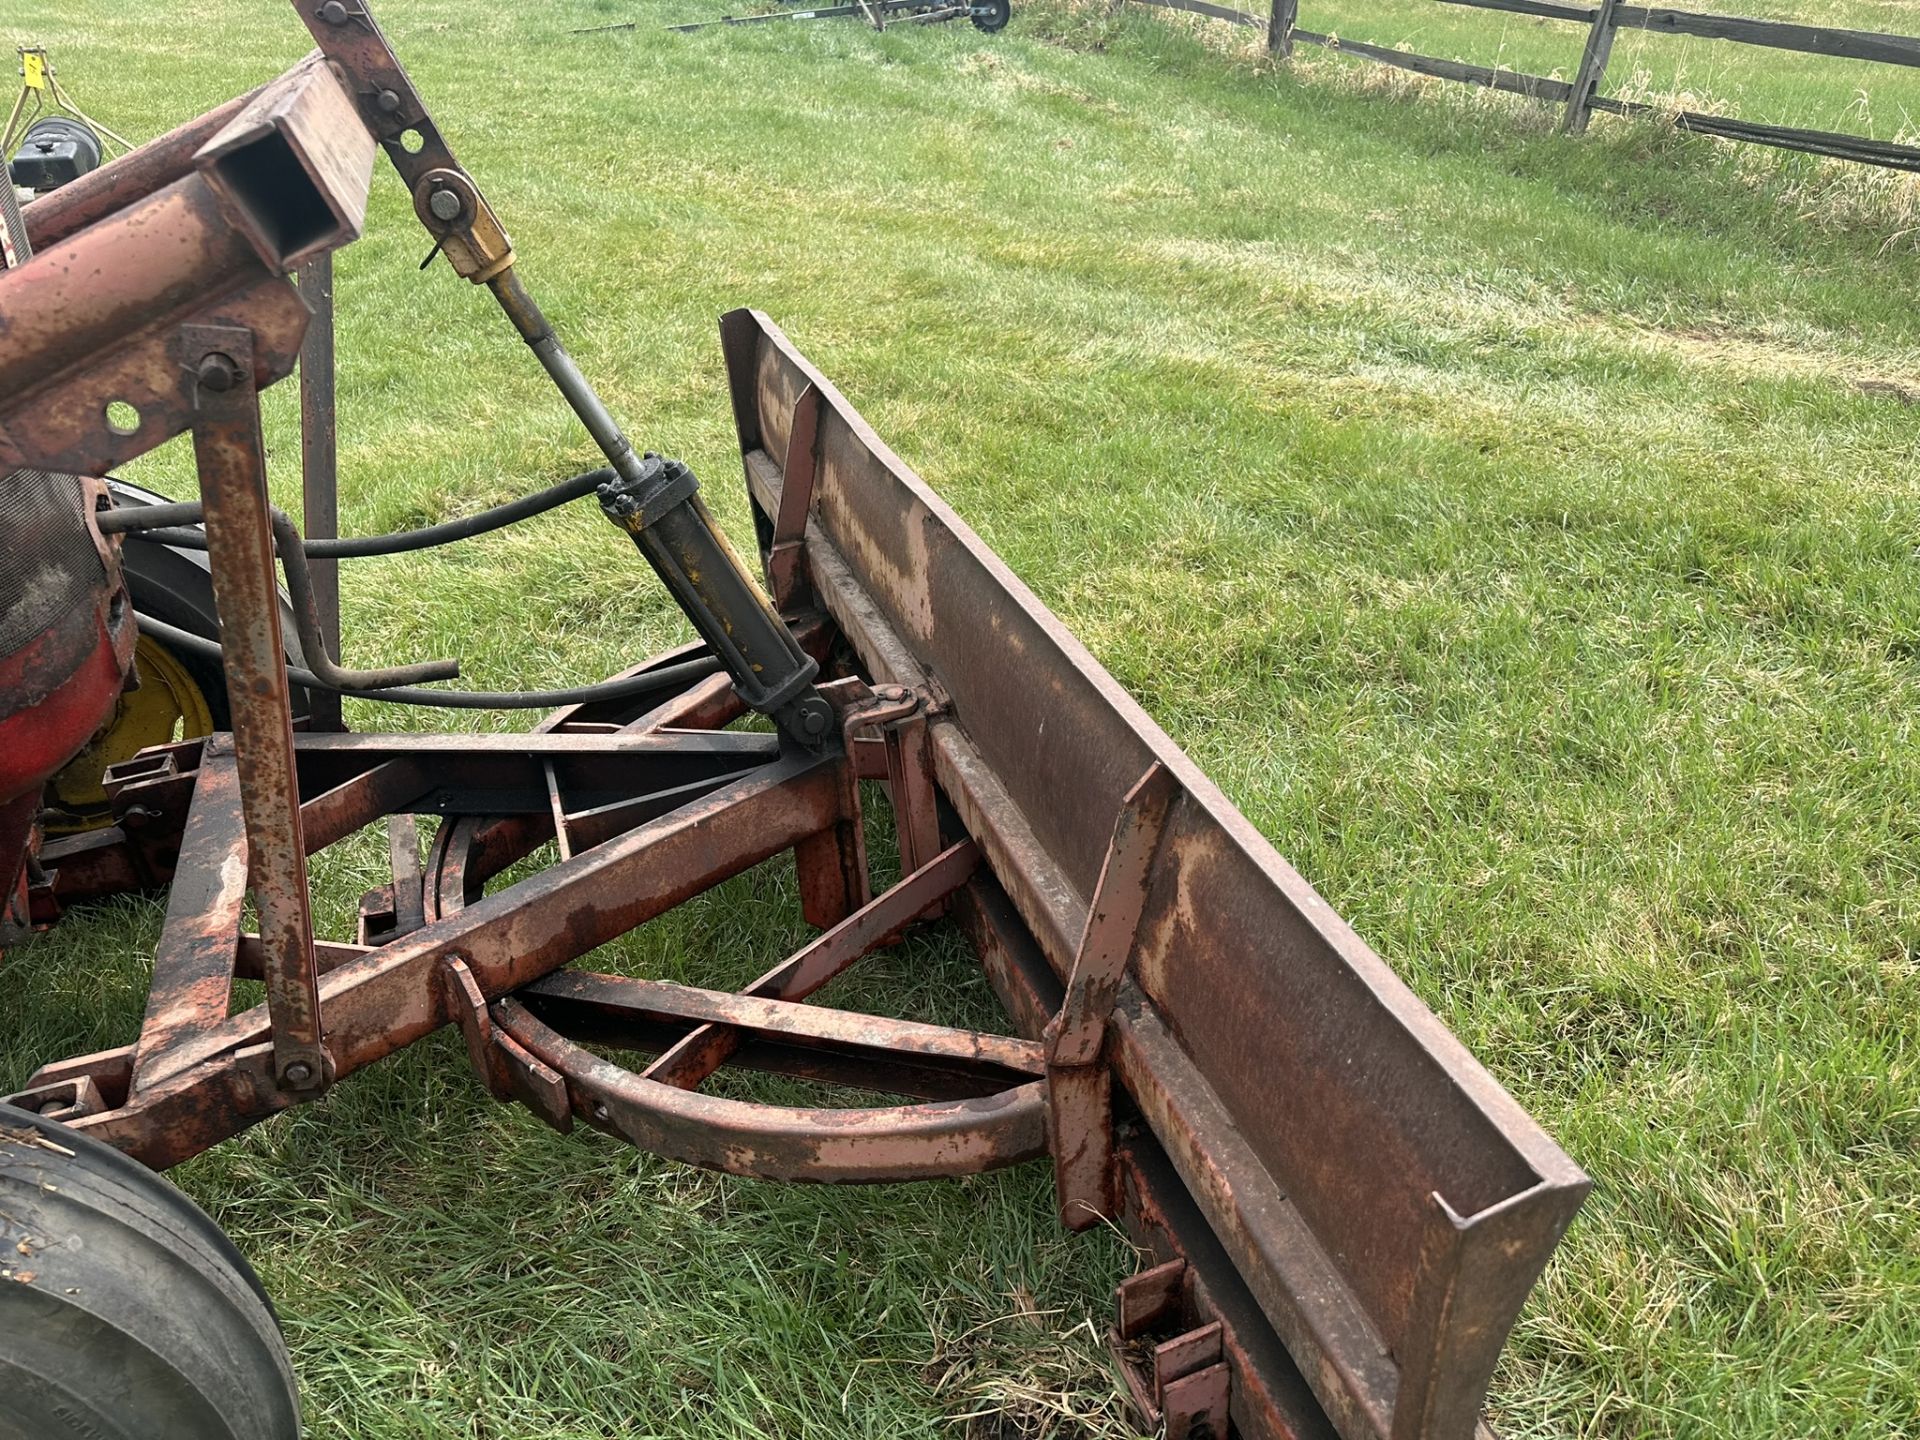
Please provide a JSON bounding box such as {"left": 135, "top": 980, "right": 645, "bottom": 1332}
{"left": 719, "top": 307, "right": 1590, "bottom": 1440}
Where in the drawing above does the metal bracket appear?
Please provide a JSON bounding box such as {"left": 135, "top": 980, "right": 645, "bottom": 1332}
{"left": 185, "top": 326, "right": 329, "bottom": 1096}
{"left": 438, "top": 953, "right": 510, "bottom": 1102}
{"left": 297, "top": 0, "right": 515, "bottom": 283}
{"left": 1112, "top": 1259, "right": 1233, "bottom": 1440}
{"left": 1044, "top": 761, "right": 1180, "bottom": 1228}
{"left": 438, "top": 954, "right": 574, "bottom": 1132}
{"left": 358, "top": 814, "right": 426, "bottom": 944}
{"left": 767, "top": 381, "right": 822, "bottom": 610}
{"left": 838, "top": 681, "right": 942, "bottom": 879}
{"left": 3, "top": 1076, "right": 106, "bottom": 1125}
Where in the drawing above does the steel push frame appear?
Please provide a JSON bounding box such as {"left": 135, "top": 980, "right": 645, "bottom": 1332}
{"left": 0, "top": 6, "right": 1589, "bottom": 1438}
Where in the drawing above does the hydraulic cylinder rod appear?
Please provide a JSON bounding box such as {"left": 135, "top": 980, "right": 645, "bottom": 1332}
{"left": 487, "top": 271, "right": 831, "bottom": 750}
{"left": 595, "top": 452, "right": 831, "bottom": 747}
{"left": 293, "top": 0, "right": 835, "bottom": 751}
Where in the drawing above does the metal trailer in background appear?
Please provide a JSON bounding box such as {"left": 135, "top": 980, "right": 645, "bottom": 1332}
{"left": 572, "top": 0, "right": 1011, "bottom": 35}
{"left": 0, "top": 6, "right": 1586, "bottom": 1439}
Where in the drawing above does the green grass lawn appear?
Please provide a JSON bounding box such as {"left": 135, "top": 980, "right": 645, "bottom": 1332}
{"left": 6, "top": 0, "right": 1920, "bottom": 1436}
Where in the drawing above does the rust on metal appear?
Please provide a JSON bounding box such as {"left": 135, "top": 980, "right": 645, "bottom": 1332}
{"left": 195, "top": 51, "right": 376, "bottom": 270}
{"left": 0, "top": 52, "right": 373, "bottom": 478}
{"left": 68, "top": 753, "right": 845, "bottom": 1163}
{"left": 0, "top": 176, "right": 260, "bottom": 403}
{"left": 1044, "top": 760, "right": 1180, "bottom": 1228}
{"left": 297, "top": 249, "right": 343, "bottom": 732}
{"left": 438, "top": 953, "right": 513, "bottom": 1102}
{"left": 498, "top": 998, "right": 1047, "bottom": 1184}
{"left": 291, "top": 1, "right": 515, "bottom": 282}
{"left": 1111, "top": 1264, "right": 1235, "bottom": 1438}
{"left": 21, "top": 83, "right": 261, "bottom": 252}
{"left": 188, "top": 326, "right": 327, "bottom": 1093}
{"left": 520, "top": 970, "right": 1042, "bottom": 1085}
{"left": 722, "top": 307, "right": 1591, "bottom": 1440}
{"left": 868, "top": 693, "right": 942, "bottom": 879}
{"left": 128, "top": 738, "right": 246, "bottom": 1094}
{"left": 1049, "top": 763, "right": 1180, "bottom": 1066}
{"left": 386, "top": 813, "right": 426, "bottom": 936}
{"left": 632, "top": 837, "right": 980, "bottom": 1090}
{"left": 5, "top": 1074, "right": 108, "bottom": 1126}
{"left": 791, "top": 678, "right": 872, "bottom": 931}
{"left": 767, "top": 380, "right": 821, "bottom": 608}
{"left": 1110, "top": 1264, "right": 1234, "bottom": 1440}
{"left": 0, "top": 14, "right": 1588, "bottom": 1437}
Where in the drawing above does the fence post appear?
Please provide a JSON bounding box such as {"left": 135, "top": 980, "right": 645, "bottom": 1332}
{"left": 1563, "top": 0, "right": 1622, "bottom": 133}
{"left": 1267, "top": 0, "right": 1298, "bottom": 55}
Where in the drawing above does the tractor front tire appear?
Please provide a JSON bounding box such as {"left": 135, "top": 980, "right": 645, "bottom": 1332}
{"left": 0, "top": 1103, "right": 301, "bottom": 1440}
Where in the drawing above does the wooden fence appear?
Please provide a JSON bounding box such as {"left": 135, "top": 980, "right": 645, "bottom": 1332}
{"left": 1124, "top": 0, "right": 1920, "bottom": 171}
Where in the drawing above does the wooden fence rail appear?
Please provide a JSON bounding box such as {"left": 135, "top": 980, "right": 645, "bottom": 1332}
{"left": 1122, "top": 0, "right": 1920, "bottom": 171}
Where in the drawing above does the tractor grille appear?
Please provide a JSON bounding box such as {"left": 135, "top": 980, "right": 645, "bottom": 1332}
{"left": 0, "top": 468, "right": 106, "bottom": 657}
{"left": 2, "top": 125, "right": 106, "bottom": 657}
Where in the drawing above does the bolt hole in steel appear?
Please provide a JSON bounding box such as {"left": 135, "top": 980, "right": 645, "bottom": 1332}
{"left": 399, "top": 127, "right": 425, "bottom": 153}
{"left": 104, "top": 399, "right": 140, "bottom": 435}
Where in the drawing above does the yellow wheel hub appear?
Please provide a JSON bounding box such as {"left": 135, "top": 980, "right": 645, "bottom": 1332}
{"left": 44, "top": 631, "right": 217, "bottom": 835}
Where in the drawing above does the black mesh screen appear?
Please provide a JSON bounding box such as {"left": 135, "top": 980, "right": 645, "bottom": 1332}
{"left": 1, "top": 135, "right": 110, "bottom": 657}
{"left": 0, "top": 468, "right": 107, "bottom": 657}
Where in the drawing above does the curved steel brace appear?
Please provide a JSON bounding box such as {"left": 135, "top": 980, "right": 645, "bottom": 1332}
{"left": 494, "top": 998, "right": 1047, "bottom": 1184}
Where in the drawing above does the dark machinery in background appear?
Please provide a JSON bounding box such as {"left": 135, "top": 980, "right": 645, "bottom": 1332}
{"left": 0, "top": 7, "right": 1586, "bottom": 1440}
{"left": 7, "top": 114, "right": 101, "bottom": 193}
{"left": 23, "top": 478, "right": 315, "bottom": 842}
{"left": 574, "top": 0, "right": 1011, "bottom": 38}
{"left": 3, "top": 46, "right": 128, "bottom": 197}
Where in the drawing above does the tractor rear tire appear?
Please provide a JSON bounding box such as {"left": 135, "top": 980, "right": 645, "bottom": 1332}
{"left": 0, "top": 1103, "right": 301, "bottom": 1440}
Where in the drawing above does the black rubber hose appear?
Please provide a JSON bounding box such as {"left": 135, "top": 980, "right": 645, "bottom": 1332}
{"left": 136, "top": 614, "right": 722, "bottom": 712}
{"left": 264, "top": 509, "right": 459, "bottom": 690}
{"left": 98, "top": 499, "right": 464, "bottom": 690}
{"left": 112, "top": 505, "right": 458, "bottom": 692}
{"left": 96, "top": 467, "right": 614, "bottom": 558}
{"left": 96, "top": 471, "right": 624, "bottom": 692}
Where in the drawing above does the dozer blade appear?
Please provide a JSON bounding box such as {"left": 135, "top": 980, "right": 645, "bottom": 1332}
{"left": 719, "top": 307, "right": 1590, "bottom": 1440}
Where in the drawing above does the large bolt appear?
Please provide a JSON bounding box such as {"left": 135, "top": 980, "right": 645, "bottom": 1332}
{"left": 281, "top": 1061, "right": 315, "bottom": 1087}
{"left": 318, "top": 1, "right": 350, "bottom": 23}
{"left": 376, "top": 88, "right": 402, "bottom": 114}
{"left": 789, "top": 695, "right": 834, "bottom": 740}
{"left": 196, "top": 353, "right": 238, "bottom": 392}
{"left": 428, "top": 187, "right": 463, "bottom": 222}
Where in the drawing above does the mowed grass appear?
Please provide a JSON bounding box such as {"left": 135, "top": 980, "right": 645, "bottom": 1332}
{"left": 5, "top": 0, "right": 1920, "bottom": 1436}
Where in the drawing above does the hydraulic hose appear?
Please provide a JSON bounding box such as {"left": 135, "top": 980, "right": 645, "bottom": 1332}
{"left": 136, "top": 614, "right": 721, "bottom": 712}
{"left": 101, "top": 499, "right": 459, "bottom": 690}
{"left": 96, "top": 465, "right": 613, "bottom": 558}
